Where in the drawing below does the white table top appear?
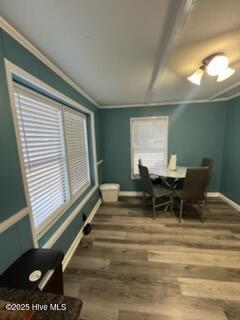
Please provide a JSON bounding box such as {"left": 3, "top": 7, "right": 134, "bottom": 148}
{"left": 151, "top": 166, "right": 187, "bottom": 179}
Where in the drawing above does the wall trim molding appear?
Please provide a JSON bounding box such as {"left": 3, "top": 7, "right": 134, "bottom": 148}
{"left": 99, "top": 98, "right": 230, "bottom": 110}
{"left": 219, "top": 193, "right": 240, "bottom": 212}
{"left": 43, "top": 186, "right": 98, "bottom": 249}
{"left": 62, "top": 198, "right": 102, "bottom": 271}
{"left": 0, "top": 16, "right": 99, "bottom": 107}
{"left": 207, "top": 192, "right": 220, "bottom": 197}
{"left": 209, "top": 81, "right": 240, "bottom": 100}
{"left": 97, "top": 160, "right": 103, "bottom": 166}
{"left": 227, "top": 91, "right": 240, "bottom": 100}
{"left": 0, "top": 207, "right": 28, "bottom": 233}
{"left": 119, "top": 191, "right": 220, "bottom": 197}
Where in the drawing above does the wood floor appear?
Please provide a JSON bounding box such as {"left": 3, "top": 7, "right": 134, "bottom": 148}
{"left": 64, "top": 197, "right": 240, "bottom": 320}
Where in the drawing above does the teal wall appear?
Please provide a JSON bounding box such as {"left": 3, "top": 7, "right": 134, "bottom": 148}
{"left": 220, "top": 95, "right": 240, "bottom": 205}
{"left": 100, "top": 102, "right": 228, "bottom": 192}
{"left": 0, "top": 217, "right": 34, "bottom": 274}
{"left": 0, "top": 28, "right": 101, "bottom": 274}
{"left": 0, "top": 22, "right": 239, "bottom": 275}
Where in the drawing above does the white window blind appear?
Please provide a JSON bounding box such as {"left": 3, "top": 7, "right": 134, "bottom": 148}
{"left": 64, "top": 108, "right": 90, "bottom": 197}
{"left": 14, "top": 84, "right": 68, "bottom": 232}
{"left": 131, "top": 117, "right": 168, "bottom": 176}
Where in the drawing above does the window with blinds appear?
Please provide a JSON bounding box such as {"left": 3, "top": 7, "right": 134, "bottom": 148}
{"left": 64, "top": 108, "right": 90, "bottom": 197}
{"left": 131, "top": 117, "right": 168, "bottom": 176}
{"left": 13, "top": 83, "right": 91, "bottom": 234}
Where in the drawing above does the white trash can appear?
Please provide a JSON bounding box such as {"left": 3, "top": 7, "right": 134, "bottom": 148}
{"left": 100, "top": 183, "right": 120, "bottom": 202}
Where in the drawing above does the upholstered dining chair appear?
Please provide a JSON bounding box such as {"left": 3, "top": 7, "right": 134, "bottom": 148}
{"left": 201, "top": 157, "right": 213, "bottom": 182}
{"left": 138, "top": 164, "right": 173, "bottom": 219}
{"left": 174, "top": 167, "right": 209, "bottom": 223}
{"left": 138, "top": 159, "right": 159, "bottom": 183}
{"left": 201, "top": 157, "right": 213, "bottom": 206}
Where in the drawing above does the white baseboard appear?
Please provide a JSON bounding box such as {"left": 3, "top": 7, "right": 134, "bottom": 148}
{"left": 119, "top": 191, "right": 240, "bottom": 212}
{"left": 219, "top": 193, "right": 240, "bottom": 211}
{"left": 119, "top": 191, "right": 219, "bottom": 198}
{"left": 119, "top": 191, "right": 143, "bottom": 197}
{"left": 207, "top": 192, "right": 220, "bottom": 197}
{"left": 62, "top": 198, "right": 102, "bottom": 271}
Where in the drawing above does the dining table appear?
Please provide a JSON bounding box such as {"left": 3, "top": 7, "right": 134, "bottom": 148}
{"left": 151, "top": 166, "right": 187, "bottom": 189}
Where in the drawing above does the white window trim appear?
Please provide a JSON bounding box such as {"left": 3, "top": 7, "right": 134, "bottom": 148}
{"left": 63, "top": 106, "right": 91, "bottom": 200}
{"left": 130, "top": 116, "right": 169, "bottom": 179}
{"left": 14, "top": 82, "right": 71, "bottom": 237}
{"left": 4, "top": 59, "right": 98, "bottom": 246}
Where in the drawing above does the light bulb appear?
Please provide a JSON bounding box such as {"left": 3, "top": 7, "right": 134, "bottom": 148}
{"left": 187, "top": 68, "right": 204, "bottom": 85}
{"left": 206, "top": 54, "right": 229, "bottom": 76}
{"left": 217, "top": 67, "right": 235, "bottom": 82}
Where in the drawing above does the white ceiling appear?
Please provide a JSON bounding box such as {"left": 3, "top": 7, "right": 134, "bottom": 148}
{"left": 0, "top": 0, "right": 239, "bottom": 106}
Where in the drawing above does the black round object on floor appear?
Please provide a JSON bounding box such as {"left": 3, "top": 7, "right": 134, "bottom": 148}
{"left": 83, "top": 223, "right": 92, "bottom": 235}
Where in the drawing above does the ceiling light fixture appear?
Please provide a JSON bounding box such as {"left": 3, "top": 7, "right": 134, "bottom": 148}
{"left": 188, "top": 53, "right": 235, "bottom": 85}
{"left": 217, "top": 67, "right": 235, "bottom": 82}
{"left": 206, "top": 54, "right": 229, "bottom": 76}
{"left": 187, "top": 66, "right": 204, "bottom": 85}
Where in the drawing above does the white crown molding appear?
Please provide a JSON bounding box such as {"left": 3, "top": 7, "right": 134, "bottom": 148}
{"left": 209, "top": 81, "right": 240, "bottom": 100}
{"left": 0, "top": 16, "right": 99, "bottom": 107}
{"left": 227, "top": 92, "right": 240, "bottom": 100}
{"left": 62, "top": 198, "right": 102, "bottom": 271}
{"left": 99, "top": 98, "right": 229, "bottom": 109}
{"left": 0, "top": 207, "right": 28, "bottom": 233}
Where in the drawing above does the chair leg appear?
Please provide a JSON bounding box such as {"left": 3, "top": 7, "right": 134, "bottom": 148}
{"left": 201, "top": 200, "right": 205, "bottom": 223}
{"left": 152, "top": 197, "right": 156, "bottom": 219}
{"left": 143, "top": 191, "right": 146, "bottom": 202}
{"left": 204, "top": 186, "right": 211, "bottom": 212}
{"left": 179, "top": 199, "right": 184, "bottom": 223}
{"left": 170, "top": 195, "right": 174, "bottom": 215}
{"left": 204, "top": 193, "right": 210, "bottom": 212}
{"left": 164, "top": 204, "right": 169, "bottom": 212}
